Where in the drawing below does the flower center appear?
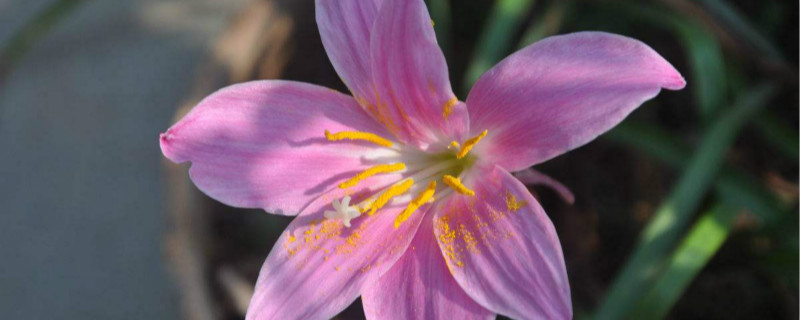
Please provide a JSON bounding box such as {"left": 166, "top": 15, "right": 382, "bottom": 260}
{"left": 322, "top": 129, "right": 488, "bottom": 228}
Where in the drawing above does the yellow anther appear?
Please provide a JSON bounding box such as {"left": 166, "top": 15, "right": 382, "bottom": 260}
{"left": 442, "top": 97, "right": 458, "bottom": 118}
{"left": 442, "top": 175, "right": 475, "bottom": 196}
{"left": 456, "top": 130, "right": 488, "bottom": 159}
{"left": 356, "top": 198, "right": 374, "bottom": 214}
{"left": 367, "top": 179, "right": 414, "bottom": 216}
{"left": 339, "top": 163, "right": 406, "bottom": 189}
{"left": 448, "top": 141, "right": 460, "bottom": 149}
{"left": 325, "top": 130, "right": 393, "bottom": 148}
{"left": 395, "top": 181, "right": 436, "bottom": 228}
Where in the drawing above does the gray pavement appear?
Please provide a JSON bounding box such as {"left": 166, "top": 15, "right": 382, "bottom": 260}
{"left": 0, "top": 0, "right": 248, "bottom": 318}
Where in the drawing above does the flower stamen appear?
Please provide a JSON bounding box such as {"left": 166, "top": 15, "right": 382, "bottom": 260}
{"left": 442, "top": 174, "right": 474, "bottom": 196}
{"left": 456, "top": 129, "right": 488, "bottom": 159}
{"left": 366, "top": 179, "right": 414, "bottom": 215}
{"left": 339, "top": 163, "right": 406, "bottom": 189}
{"left": 324, "top": 130, "right": 394, "bottom": 148}
{"left": 394, "top": 181, "right": 436, "bottom": 228}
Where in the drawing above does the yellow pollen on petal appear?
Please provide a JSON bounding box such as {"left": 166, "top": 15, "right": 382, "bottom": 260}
{"left": 324, "top": 130, "right": 393, "bottom": 148}
{"left": 442, "top": 175, "right": 475, "bottom": 196}
{"left": 367, "top": 179, "right": 414, "bottom": 216}
{"left": 394, "top": 181, "right": 436, "bottom": 228}
{"left": 442, "top": 97, "right": 458, "bottom": 118}
{"left": 448, "top": 141, "right": 460, "bottom": 149}
{"left": 505, "top": 191, "right": 528, "bottom": 212}
{"left": 339, "top": 163, "right": 406, "bottom": 189}
{"left": 456, "top": 130, "right": 488, "bottom": 159}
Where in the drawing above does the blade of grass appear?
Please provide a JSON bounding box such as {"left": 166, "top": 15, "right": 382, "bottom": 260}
{"left": 693, "top": 0, "right": 784, "bottom": 64}
{"left": 593, "top": 84, "right": 777, "bottom": 320}
{"left": 754, "top": 112, "right": 799, "bottom": 161}
{"left": 633, "top": 203, "right": 738, "bottom": 319}
{"left": 427, "top": 0, "right": 452, "bottom": 61}
{"left": 462, "top": 0, "right": 535, "bottom": 92}
{"left": 606, "top": 121, "right": 787, "bottom": 225}
{"left": 0, "top": 0, "right": 85, "bottom": 82}
{"left": 517, "top": 0, "right": 571, "bottom": 49}
{"left": 676, "top": 22, "right": 726, "bottom": 119}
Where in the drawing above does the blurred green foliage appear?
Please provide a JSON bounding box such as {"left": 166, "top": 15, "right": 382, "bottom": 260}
{"left": 596, "top": 83, "right": 778, "bottom": 319}
{"left": 634, "top": 202, "right": 738, "bottom": 319}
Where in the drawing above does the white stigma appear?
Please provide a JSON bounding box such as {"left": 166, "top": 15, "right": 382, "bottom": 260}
{"left": 324, "top": 196, "right": 361, "bottom": 228}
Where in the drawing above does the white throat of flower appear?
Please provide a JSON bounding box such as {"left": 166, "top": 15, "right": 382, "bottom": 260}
{"left": 322, "top": 129, "right": 488, "bottom": 228}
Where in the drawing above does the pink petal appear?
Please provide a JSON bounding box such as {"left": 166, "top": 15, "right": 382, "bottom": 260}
{"left": 369, "top": 0, "right": 467, "bottom": 148}
{"left": 466, "top": 32, "right": 686, "bottom": 171}
{"left": 160, "top": 80, "right": 397, "bottom": 215}
{"left": 246, "top": 188, "right": 427, "bottom": 319}
{"left": 433, "top": 163, "right": 572, "bottom": 319}
{"left": 361, "top": 216, "right": 494, "bottom": 320}
{"left": 513, "top": 168, "right": 575, "bottom": 204}
{"left": 316, "top": 0, "right": 383, "bottom": 106}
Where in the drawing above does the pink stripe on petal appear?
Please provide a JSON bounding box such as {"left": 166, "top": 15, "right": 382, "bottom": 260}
{"left": 433, "top": 164, "right": 572, "bottom": 320}
{"left": 369, "top": 0, "right": 467, "bottom": 148}
{"left": 246, "top": 188, "right": 427, "bottom": 320}
{"left": 361, "top": 216, "right": 494, "bottom": 320}
{"left": 316, "top": 0, "right": 383, "bottom": 106}
{"left": 467, "top": 32, "right": 685, "bottom": 171}
{"left": 160, "top": 80, "right": 395, "bottom": 215}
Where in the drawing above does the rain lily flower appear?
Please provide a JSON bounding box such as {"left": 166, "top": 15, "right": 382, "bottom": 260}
{"left": 159, "top": 0, "right": 685, "bottom": 318}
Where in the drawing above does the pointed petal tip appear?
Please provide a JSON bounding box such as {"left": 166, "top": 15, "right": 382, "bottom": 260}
{"left": 159, "top": 130, "right": 172, "bottom": 145}
{"left": 667, "top": 74, "right": 687, "bottom": 90}
{"left": 660, "top": 64, "right": 687, "bottom": 90}
{"left": 658, "top": 51, "right": 686, "bottom": 91}
{"left": 159, "top": 130, "right": 174, "bottom": 159}
{"left": 159, "top": 129, "right": 184, "bottom": 164}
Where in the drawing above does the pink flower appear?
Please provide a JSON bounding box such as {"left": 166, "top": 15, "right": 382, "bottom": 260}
{"left": 159, "top": 0, "right": 685, "bottom": 318}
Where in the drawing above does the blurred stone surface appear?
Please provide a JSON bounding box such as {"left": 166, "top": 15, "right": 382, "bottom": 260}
{"left": 0, "top": 0, "right": 249, "bottom": 318}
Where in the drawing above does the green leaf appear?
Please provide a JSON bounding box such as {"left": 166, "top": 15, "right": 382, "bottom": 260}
{"left": 633, "top": 203, "right": 737, "bottom": 319}
{"left": 754, "top": 112, "right": 799, "bottom": 160}
{"left": 593, "top": 84, "right": 777, "bottom": 320}
{"left": 606, "top": 121, "right": 788, "bottom": 226}
{"left": 427, "top": 0, "right": 453, "bottom": 61}
{"left": 693, "top": 0, "right": 785, "bottom": 63}
{"left": 462, "top": 0, "right": 536, "bottom": 92}
{"left": 517, "top": 0, "right": 571, "bottom": 49}
{"left": 676, "top": 22, "right": 727, "bottom": 119}
{"left": 0, "top": 0, "right": 85, "bottom": 81}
